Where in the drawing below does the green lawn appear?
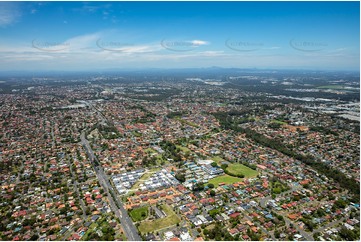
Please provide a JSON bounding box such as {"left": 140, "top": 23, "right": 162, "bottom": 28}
{"left": 271, "top": 181, "right": 290, "bottom": 194}
{"left": 175, "top": 117, "right": 199, "bottom": 128}
{"left": 156, "top": 154, "right": 168, "bottom": 165}
{"left": 176, "top": 145, "right": 190, "bottom": 153}
{"left": 226, "top": 163, "right": 258, "bottom": 178}
{"left": 131, "top": 130, "right": 142, "bottom": 137}
{"left": 80, "top": 222, "right": 98, "bottom": 240}
{"left": 211, "top": 156, "right": 225, "bottom": 165}
{"left": 271, "top": 119, "right": 287, "bottom": 125}
{"left": 138, "top": 205, "right": 180, "bottom": 234}
{"left": 129, "top": 206, "right": 149, "bottom": 222}
{"left": 144, "top": 148, "right": 156, "bottom": 154}
{"left": 208, "top": 175, "right": 242, "bottom": 187}
{"left": 131, "top": 168, "right": 160, "bottom": 190}
{"left": 317, "top": 85, "right": 345, "bottom": 89}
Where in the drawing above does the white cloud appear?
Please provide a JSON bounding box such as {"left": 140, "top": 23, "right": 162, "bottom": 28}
{"left": 65, "top": 33, "right": 101, "bottom": 51}
{"left": 0, "top": 2, "right": 21, "bottom": 27}
{"left": 189, "top": 40, "right": 209, "bottom": 46}
{"left": 0, "top": 32, "right": 358, "bottom": 71}
{"left": 265, "top": 46, "right": 281, "bottom": 50}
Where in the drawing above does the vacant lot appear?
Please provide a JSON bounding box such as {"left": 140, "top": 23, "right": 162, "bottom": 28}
{"left": 138, "top": 204, "right": 180, "bottom": 234}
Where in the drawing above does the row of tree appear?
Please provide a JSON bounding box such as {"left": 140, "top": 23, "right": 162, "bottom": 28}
{"left": 212, "top": 111, "right": 360, "bottom": 202}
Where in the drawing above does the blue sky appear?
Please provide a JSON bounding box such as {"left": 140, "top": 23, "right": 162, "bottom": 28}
{"left": 0, "top": 1, "right": 359, "bottom": 71}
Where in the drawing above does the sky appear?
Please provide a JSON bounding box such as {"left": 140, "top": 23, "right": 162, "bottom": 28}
{"left": 0, "top": 1, "right": 359, "bottom": 71}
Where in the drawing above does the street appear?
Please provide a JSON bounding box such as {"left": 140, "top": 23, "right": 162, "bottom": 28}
{"left": 80, "top": 132, "right": 141, "bottom": 241}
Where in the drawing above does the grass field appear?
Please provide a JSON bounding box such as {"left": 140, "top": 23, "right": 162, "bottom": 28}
{"left": 208, "top": 175, "right": 242, "bottom": 187}
{"left": 317, "top": 85, "right": 345, "bottom": 89}
{"left": 129, "top": 206, "right": 149, "bottom": 222}
{"left": 144, "top": 148, "right": 156, "bottom": 154}
{"left": 271, "top": 119, "right": 287, "bottom": 125}
{"left": 131, "top": 130, "right": 142, "bottom": 137}
{"left": 138, "top": 204, "right": 180, "bottom": 234}
{"left": 155, "top": 154, "right": 167, "bottom": 165}
{"left": 211, "top": 156, "right": 225, "bottom": 165}
{"left": 175, "top": 117, "right": 199, "bottom": 128}
{"left": 176, "top": 145, "right": 190, "bottom": 153}
{"left": 131, "top": 168, "right": 161, "bottom": 190}
{"left": 226, "top": 163, "right": 258, "bottom": 178}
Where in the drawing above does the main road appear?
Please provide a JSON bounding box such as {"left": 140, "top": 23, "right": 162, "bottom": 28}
{"left": 80, "top": 132, "right": 141, "bottom": 241}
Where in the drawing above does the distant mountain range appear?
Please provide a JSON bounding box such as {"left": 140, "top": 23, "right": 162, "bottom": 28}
{"left": 0, "top": 67, "right": 358, "bottom": 78}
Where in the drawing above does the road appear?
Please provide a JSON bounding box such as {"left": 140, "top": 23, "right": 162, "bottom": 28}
{"left": 259, "top": 175, "right": 302, "bottom": 209}
{"left": 284, "top": 217, "right": 313, "bottom": 241}
{"left": 257, "top": 179, "right": 313, "bottom": 240}
{"left": 313, "top": 216, "right": 346, "bottom": 234}
{"left": 81, "top": 100, "right": 109, "bottom": 126}
{"left": 67, "top": 154, "right": 87, "bottom": 221}
{"left": 240, "top": 209, "right": 276, "bottom": 240}
{"left": 51, "top": 122, "right": 55, "bottom": 148}
{"left": 80, "top": 132, "right": 141, "bottom": 241}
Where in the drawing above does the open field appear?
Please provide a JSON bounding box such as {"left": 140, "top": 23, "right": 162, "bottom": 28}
{"left": 138, "top": 204, "right": 180, "bottom": 234}
{"left": 208, "top": 174, "right": 242, "bottom": 187}
{"left": 226, "top": 163, "right": 258, "bottom": 178}
{"left": 176, "top": 145, "right": 190, "bottom": 153}
{"left": 144, "top": 148, "right": 156, "bottom": 154}
{"left": 129, "top": 206, "right": 149, "bottom": 222}
{"left": 317, "top": 85, "right": 345, "bottom": 89}
{"left": 130, "top": 168, "right": 161, "bottom": 190}
{"left": 271, "top": 119, "right": 287, "bottom": 125}
{"left": 211, "top": 156, "right": 225, "bottom": 164}
{"left": 175, "top": 117, "right": 199, "bottom": 127}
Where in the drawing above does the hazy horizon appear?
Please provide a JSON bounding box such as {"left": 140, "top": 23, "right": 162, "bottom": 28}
{"left": 0, "top": 1, "right": 360, "bottom": 71}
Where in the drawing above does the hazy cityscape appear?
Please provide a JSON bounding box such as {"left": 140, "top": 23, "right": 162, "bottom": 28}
{"left": 0, "top": 1, "right": 360, "bottom": 242}
{"left": 0, "top": 69, "right": 359, "bottom": 241}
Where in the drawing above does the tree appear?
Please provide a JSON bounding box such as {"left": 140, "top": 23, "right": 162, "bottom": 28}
{"left": 208, "top": 183, "right": 215, "bottom": 189}
{"left": 313, "top": 232, "right": 321, "bottom": 241}
{"left": 210, "top": 190, "right": 216, "bottom": 196}
{"left": 209, "top": 209, "right": 220, "bottom": 217}
{"left": 193, "top": 182, "right": 204, "bottom": 191}
{"left": 274, "top": 230, "right": 280, "bottom": 238}
{"left": 60, "top": 207, "right": 67, "bottom": 215}
{"left": 339, "top": 227, "right": 356, "bottom": 241}
{"left": 211, "top": 162, "right": 218, "bottom": 167}
{"left": 221, "top": 164, "right": 228, "bottom": 170}
{"left": 237, "top": 173, "right": 244, "bottom": 178}
{"left": 30, "top": 234, "right": 39, "bottom": 240}
{"left": 334, "top": 199, "right": 347, "bottom": 209}
{"left": 175, "top": 172, "right": 186, "bottom": 183}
